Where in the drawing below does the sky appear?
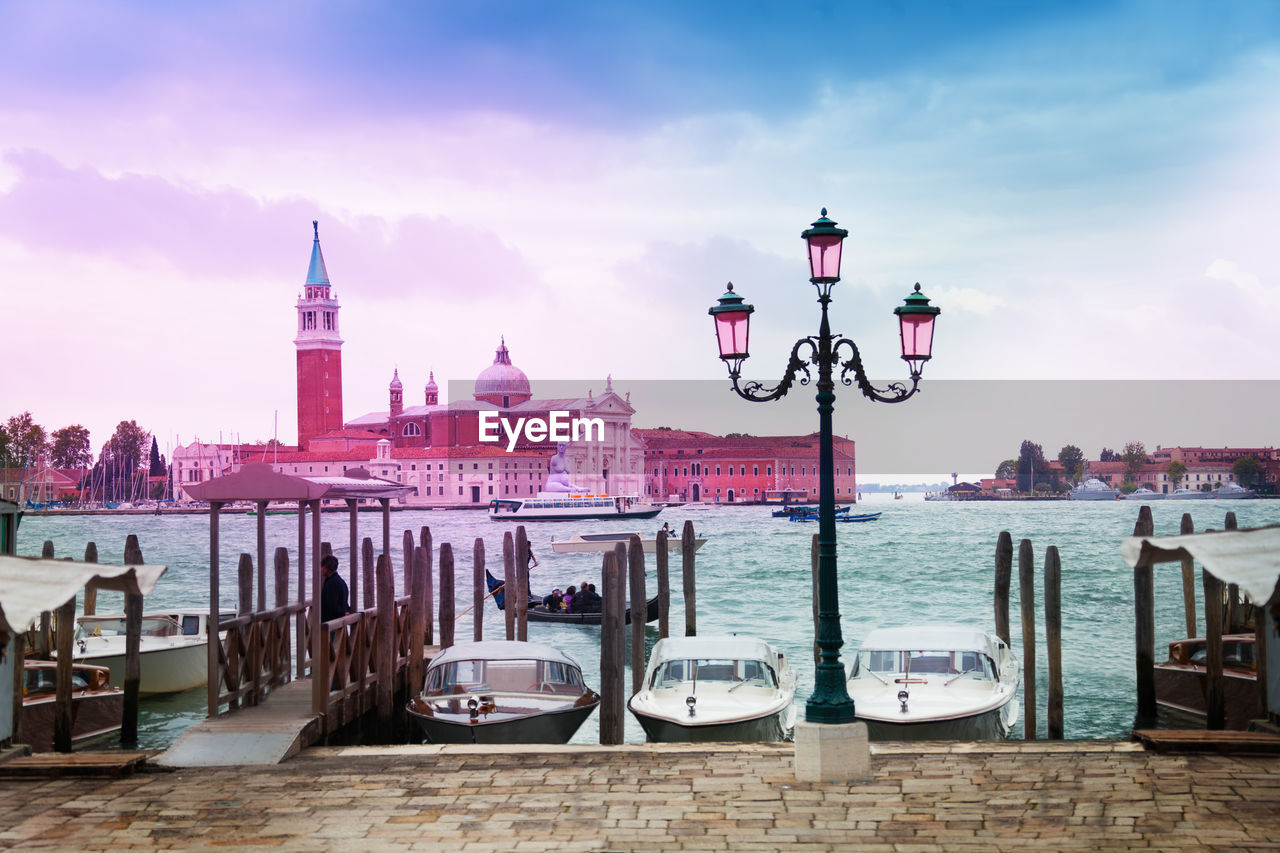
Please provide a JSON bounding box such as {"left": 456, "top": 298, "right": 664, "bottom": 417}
{"left": 2, "top": 0, "right": 1278, "bottom": 467}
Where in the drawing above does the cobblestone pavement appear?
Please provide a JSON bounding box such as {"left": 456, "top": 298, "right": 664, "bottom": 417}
{"left": 0, "top": 741, "right": 1277, "bottom": 851}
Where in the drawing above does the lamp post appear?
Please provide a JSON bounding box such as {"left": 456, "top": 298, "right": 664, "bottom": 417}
{"left": 709, "top": 209, "right": 940, "bottom": 724}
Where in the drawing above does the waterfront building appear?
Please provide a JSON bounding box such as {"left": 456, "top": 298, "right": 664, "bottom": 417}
{"left": 295, "top": 221, "right": 344, "bottom": 449}
{"left": 638, "top": 429, "right": 856, "bottom": 504}
{"left": 0, "top": 466, "right": 86, "bottom": 504}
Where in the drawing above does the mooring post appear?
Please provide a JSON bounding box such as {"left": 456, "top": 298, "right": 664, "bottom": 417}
{"left": 655, "top": 528, "right": 670, "bottom": 639}
{"left": 346, "top": 499, "right": 359, "bottom": 608}
{"left": 681, "top": 520, "right": 696, "bottom": 637}
{"left": 502, "top": 531, "right": 516, "bottom": 641}
{"left": 39, "top": 540, "right": 53, "bottom": 657}
{"left": 421, "top": 527, "right": 434, "bottom": 645}
{"left": 296, "top": 501, "right": 306, "bottom": 680}
{"left": 274, "top": 547, "right": 291, "bottom": 683}
{"left": 122, "top": 534, "right": 144, "bottom": 745}
{"left": 376, "top": 553, "right": 395, "bottom": 740}
{"left": 409, "top": 545, "right": 429, "bottom": 697}
{"left": 439, "top": 543, "right": 455, "bottom": 650}
{"left": 1180, "top": 513, "right": 1197, "bottom": 639}
{"left": 515, "top": 526, "right": 529, "bottom": 642}
{"left": 83, "top": 542, "right": 99, "bottom": 615}
{"left": 994, "top": 531, "right": 1012, "bottom": 646}
{"left": 256, "top": 501, "right": 267, "bottom": 613}
{"left": 473, "top": 538, "right": 485, "bottom": 643}
{"left": 1203, "top": 566, "right": 1226, "bottom": 729}
{"left": 274, "top": 547, "right": 290, "bottom": 608}
{"left": 361, "top": 537, "right": 375, "bottom": 610}
{"left": 1132, "top": 504, "right": 1157, "bottom": 729}
{"left": 629, "top": 535, "right": 647, "bottom": 695}
{"left": 238, "top": 554, "right": 254, "bottom": 616}
{"left": 53, "top": 594, "right": 76, "bottom": 752}
{"left": 1045, "top": 545, "right": 1063, "bottom": 740}
{"left": 599, "top": 547, "right": 625, "bottom": 745}
{"left": 404, "top": 529, "right": 416, "bottom": 597}
{"left": 1224, "top": 511, "right": 1242, "bottom": 631}
{"left": 1018, "top": 537, "right": 1036, "bottom": 739}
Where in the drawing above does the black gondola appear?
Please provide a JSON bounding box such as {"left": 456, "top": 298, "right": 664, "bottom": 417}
{"left": 485, "top": 570, "right": 659, "bottom": 625}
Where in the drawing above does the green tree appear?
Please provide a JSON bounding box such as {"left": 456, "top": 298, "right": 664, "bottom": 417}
{"left": 1167, "top": 460, "right": 1186, "bottom": 489}
{"left": 1017, "top": 440, "right": 1047, "bottom": 492}
{"left": 1057, "top": 445, "right": 1085, "bottom": 484}
{"left": 148, "top": 436, "right": 165, "bottom": 476}
{"left": 95, "top": 420, "right": 150, "bottom": 501}
{"left": 50, "top": 425, "right": 93, "bottom": 469}
{"left": 1232, "top": 456, "right": 1263, "bottom": 488}
{"left": 1121, "top": 441, "right": 1147, "bottom": 484}
{"left": 995, "top": 459, "right": 1018, "bottom": 480}
{"left": 1099, "top": 447, "right": 1119, "bottom": 462}
{"left": 2, "top": 412, "right": 48, "bottom": 468}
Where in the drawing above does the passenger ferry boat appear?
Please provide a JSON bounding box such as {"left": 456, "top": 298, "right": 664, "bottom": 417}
{"left": 488, "top": 492, "right": 662, "bottom": 521}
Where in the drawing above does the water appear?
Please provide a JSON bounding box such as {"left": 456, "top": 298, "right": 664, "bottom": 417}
{"left": 17, "top": 497, "right": 1279, "bottom": 746}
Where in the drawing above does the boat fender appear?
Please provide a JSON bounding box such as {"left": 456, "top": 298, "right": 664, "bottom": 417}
{"left": 898, "top": 689, "right": 910, "bottom": 714}
{"left": 686, "top": 695, "right": 697, "bottom": 718}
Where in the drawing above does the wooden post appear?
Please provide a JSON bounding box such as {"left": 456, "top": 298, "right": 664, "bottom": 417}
{"left": 599, "top": 547, "right": 625, "bottom": 745}
{"left": 53, "top": 595, "right": 76, "bottom": 752}
{"left": 1203, "top": 567, "right": 1226, "bottom": 729}
{"left": 1180, "top": 514, "right": 1197, "bottom": 639}
{"left": 274, "top": 547, "right": 290, "bottom": 684}
{"left": 438, "top": 543, "right": 455, "bottom": 650}
{"left": 811, "top": 533, "right": 820, "bottom": 666}
{"left": 409, "top": 545, "right": 429, "bottom": 697}
{"left": 1044, "top": 545, "right": 1063, "bottom": 740}
{"left": 1132, "top": 504, "right": 1157, "bottom": 729}
{"left": 238, "top": 554, "right": 254, "bottom": 616}
{"left": 1258, "top": 580, "right": 1277, "bottom": 720}
{"left": 361, "top": 537, "right": 375, "bottom": 610}
{"left": 122, "top": 534, "right": 144, "bottom": 744}
{"left": 309, "top": 499, "right": 323, "bottom": 716}
{"left": 422, "top": 527, "right": 434, "bottom": 645}
{"left": 403, "top": 529, "right": 415, "bottom": 596}
{"left": 83, "top": 542, "right": 98, "bottom": 615}
{"left": 994, "top": 531, "right": 1012, "bottom": 646}
{"left": 376, "top": 553, "right": 395, "bottom": 739}
{"left": 256, "top": 500, "right": 267, "bottom": 613}
{"left": 502, "top": 531, "right": 516, "bottom": 641}
{"left": 1018, "top": 537, "right": 1036, "bottom": 739}
{"left": 681, "top": 520, "right": 696, "bottom": 637}
{"left": 1224, "top": 512, "right": 1242, "bottom": 631}
{"left": 320, "top": 541, "right": 332, "bottom": 561}
{"left": 274, "top": 548, "right": 290, "bottom": 609}
{"left": 347, "top": 499, "right": 359, "bottom": 608}
{"left": 473, "top": 538, "right": 485, "bottom": 643}
{"left": 296, "top": 501, "right": 306, "bottom": 681}
{"left": 515, "top": 526, "right": 529, "bottom": 642}
{"left": 39, "top": 541, "right": 53, "bottom": 657}
{"left": 655, "top": 529, "right": 670, "bottom": 639}
{"left": 629, "top": 535, "right": 647, "bottom": 695}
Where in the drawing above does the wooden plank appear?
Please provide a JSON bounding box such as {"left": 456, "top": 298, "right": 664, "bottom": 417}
{"left": 0, "top": 751, "right": 150, "bottom": 778}
{"left": 1132, "top": 729, "right": 1280, "bottom": 755}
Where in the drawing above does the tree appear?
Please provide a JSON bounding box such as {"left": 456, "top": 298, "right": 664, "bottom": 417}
{"left": 1167, "top": 461, "right": 1186, "bottom": 489}
{"left": 2, "top": 412, "right": 48, "bottom": 468}
{"left": 1121, "top": 441, "right": 1147, "bottom": 484}
{"left": 1057, "top": 445, "right": 1085, "bottom": 484}
{"left": 149, "top": 436, "right": 165, "bottom": 476}
{"left": 995, "top": 459, "right": 1018, "bottom": 480}
{"left": 50, "top": 425, "right": 93, "bottom": 469}
{"left": 1233, "top": 456, "right": 1263, "bottom": 488}
{"left": 1017, "top": 440, "right": 1047, "bottom": 492}
{"left": 1099, "top": 447, "right": 1119, "bottom": 462}
{"left": 95, "top": 420, "right": 150, "bottom": 502}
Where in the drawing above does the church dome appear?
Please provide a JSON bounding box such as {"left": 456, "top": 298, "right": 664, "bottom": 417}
{"left": 389, "top": 368, "right": 403, "bottom": 391}
{"left": 474, "top": 338, "right": 531, "bottom": 405}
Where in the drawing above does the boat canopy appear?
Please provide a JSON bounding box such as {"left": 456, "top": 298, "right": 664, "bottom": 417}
{"left": 0, "top": 555, "right": 167, "bottom": 636}
{"left": 858, "top": 625, "right": 1002, "bottom": 658}
{"left": 429, "top": 640, "right": 582, "bottom": 669}
{"left": 651, "top": 635, "right": 778, "bottom": 664}
{"left": 1122, "top": 523, "right": 1280, "bottom": 605}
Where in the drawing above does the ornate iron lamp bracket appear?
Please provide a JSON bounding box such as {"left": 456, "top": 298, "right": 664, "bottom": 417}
{"left": 728, "top": 336, "right": 819, "bottom": 402}
{"left": 834, "top": 337, "right": 921, "bottom": 404}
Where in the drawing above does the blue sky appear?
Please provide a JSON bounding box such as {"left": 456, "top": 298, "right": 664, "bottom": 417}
{"left": 1, "top": 1, "right": 1278, "bottom": 453}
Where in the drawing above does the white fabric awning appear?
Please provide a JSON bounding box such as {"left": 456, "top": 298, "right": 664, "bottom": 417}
{"left": 1121, "top": 524, "right": 1280, "bottom": 605}
{"left": 0, "top": 556, "right": 167, "bottom": 635}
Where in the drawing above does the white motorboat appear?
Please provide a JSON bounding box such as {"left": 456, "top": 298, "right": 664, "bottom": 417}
{"left": 1168, "top": 487, "right": 1210, "bottom": 500}
{"left": 550, "top": 531, "right": 707, "bottom": 554}
{"left": 628, "top": 634, "right": 797, "bottom": 742}
{"left": 64, "top": 609, "right": 211, "bottom": 694}
{"left": 1068, "top": 479, "right": 1120, "bottom": 501}
{"left": 488, "top": 492, "right": 661, "bottom": 521}
{"left": 846, "top": 625, "right": 1020, "bottom": 740}
{"left": 1125, "top": 487, "right": 1165, "bottom": 501}
{"left": 1212, "top": 482, "right": 1257, "bottom": 500}
{"left": 406, "top": 640, "right": 600, "bottom": 744}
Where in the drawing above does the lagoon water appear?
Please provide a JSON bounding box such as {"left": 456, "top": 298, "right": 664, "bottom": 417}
{"left": 16, "top": 496, "right": 1280, "bottom": 747}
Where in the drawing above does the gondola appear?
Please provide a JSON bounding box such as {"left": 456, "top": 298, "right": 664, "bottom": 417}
{"left": 485, "top": 570, "right": 659, "bottom": 625}
{"left": 787, "top": 511, "right": 881, "bottom": 523}
{"left": 771, "top": 505, "right": 851, "bottom": 518}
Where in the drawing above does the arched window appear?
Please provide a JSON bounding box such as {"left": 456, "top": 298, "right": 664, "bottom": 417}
{"left": 402, "top": 422, "right": 422, "bottom": 437}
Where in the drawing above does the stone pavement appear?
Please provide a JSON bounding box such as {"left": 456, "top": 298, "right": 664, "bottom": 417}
{"left": 1, "top": 741, "right": 1278, "bottom": 851}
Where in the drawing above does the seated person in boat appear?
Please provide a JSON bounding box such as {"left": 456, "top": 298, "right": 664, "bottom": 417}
{"left": 542, "top": 588, "right": 564, "bottom": 612}
{"left": 570, "top": 583, "right": 602, "bottom": 613}
{"left": 562, "top": 586, "right": 577, "bottom": 611}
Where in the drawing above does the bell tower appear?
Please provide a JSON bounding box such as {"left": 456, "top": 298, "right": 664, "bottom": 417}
{"left": 295, "top": 220, "right": 344, "bottom": 448}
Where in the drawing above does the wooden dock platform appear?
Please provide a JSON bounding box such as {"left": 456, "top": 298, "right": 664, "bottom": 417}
{"left": 1132, "top": 728, "right": 1280, "bottom": 755}
{"left": 0, "top": 750, "right": 150, "bottom": 778}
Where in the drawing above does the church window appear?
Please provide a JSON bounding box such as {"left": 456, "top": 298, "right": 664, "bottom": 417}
{"left": 403, "top": 423, "right": 421, "bottom": 437}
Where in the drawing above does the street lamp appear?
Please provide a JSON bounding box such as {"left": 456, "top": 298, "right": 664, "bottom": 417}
{"left": 708, "top": 208, "right": 940, "bottom": 724}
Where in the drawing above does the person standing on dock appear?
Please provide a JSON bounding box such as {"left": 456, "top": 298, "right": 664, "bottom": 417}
{"left": 321, "top": 554, "right": 354, "bottom": 623}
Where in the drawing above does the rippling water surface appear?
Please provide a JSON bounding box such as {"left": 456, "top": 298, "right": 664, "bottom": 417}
{"left": 18, "top": 496, "right": 1279, "bottom": 746}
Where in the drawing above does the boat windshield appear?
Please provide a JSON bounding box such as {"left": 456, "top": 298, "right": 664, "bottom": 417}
{"left": 75, "top": 616, "right": 181, "bottom": 640}
{"left": 423, "top": 658, "right": 584, "bottom": 696}
{"left": 650, "top": 658, "right": 776, "bottom": 689}
{"left": 853, "top": 649, "right": 995, "bottom": 680}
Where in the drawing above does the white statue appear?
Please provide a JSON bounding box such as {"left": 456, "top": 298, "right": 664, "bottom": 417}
{"left": 545, "top": 442, "right": 584, "bottom": 493}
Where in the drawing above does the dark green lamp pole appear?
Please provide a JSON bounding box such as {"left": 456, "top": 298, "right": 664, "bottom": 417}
{"left": 709, "top": 209, "right": 941, "bottom": 724}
